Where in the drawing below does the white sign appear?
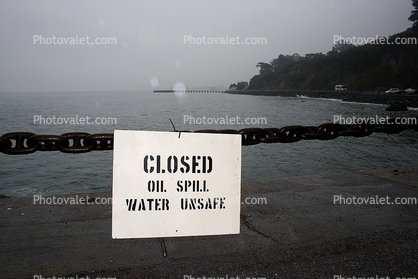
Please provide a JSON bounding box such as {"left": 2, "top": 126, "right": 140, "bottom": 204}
{"left": 112, "top": 130, "right": 241, "bottom": 238}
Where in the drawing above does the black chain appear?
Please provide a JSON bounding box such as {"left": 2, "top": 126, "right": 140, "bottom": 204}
{"left": 1, "top": 117, "right": 417, "bottom": 155}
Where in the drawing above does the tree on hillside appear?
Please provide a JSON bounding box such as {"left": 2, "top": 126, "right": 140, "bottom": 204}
{"left": 329, "top": 39, "right": 356, "bottom": 54}
{"left": 256, "top": 62, "right": 273, "bottom": 75}
{"left": 305, "top": 52, "right": 325, "bottom": 59}
{"left": 270, "top": 54, "right": 294, "bottom": 72}
{"left": 409, "top": 0, "right": 418, "bottom": 30}
{"left": 292, "top": 53, "right": 301, "bottom": 62}
{"left": 236, "top": 81, "right": 248, "bottom": 90}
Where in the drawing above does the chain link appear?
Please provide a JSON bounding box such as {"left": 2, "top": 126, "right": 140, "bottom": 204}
{"left": 1, "top": 117, "right": 417, "bottom": 155}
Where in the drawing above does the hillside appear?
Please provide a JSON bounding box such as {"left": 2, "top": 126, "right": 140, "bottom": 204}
{"left": 247, "top": 28, "right": 418, "bottom": 91}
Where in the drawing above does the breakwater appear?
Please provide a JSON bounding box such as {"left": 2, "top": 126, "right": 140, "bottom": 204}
{"left": 154, "top": 90, "right": 224, "bottom": 93}
{"left": 225, "top": 90, "right": 418, "bottom": 108}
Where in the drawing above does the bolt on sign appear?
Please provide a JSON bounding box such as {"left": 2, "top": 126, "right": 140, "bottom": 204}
{"left": 112, "top": 130, "right": 242, "bottom": 238}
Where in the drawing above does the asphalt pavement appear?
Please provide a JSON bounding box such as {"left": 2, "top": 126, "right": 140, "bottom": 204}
{"left": 1, "top": 166, "right": 417, "bottom": 279}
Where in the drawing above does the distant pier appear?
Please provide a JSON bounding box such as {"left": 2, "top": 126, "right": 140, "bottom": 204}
{"left": 153, "top": 90, "right": 225, "bottom": 93}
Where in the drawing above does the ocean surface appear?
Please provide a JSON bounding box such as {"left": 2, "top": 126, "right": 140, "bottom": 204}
{"left": 1, "top": 91, "right": 418, "bottom": 197}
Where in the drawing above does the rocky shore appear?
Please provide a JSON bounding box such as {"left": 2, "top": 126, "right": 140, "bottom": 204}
{"left": 225, "top": 90, "right": 418, "bottom": 108}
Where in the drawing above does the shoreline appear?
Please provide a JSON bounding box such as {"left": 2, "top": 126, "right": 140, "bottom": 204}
{"left": 225, "top": 90, "right": 418, "bottom": 108}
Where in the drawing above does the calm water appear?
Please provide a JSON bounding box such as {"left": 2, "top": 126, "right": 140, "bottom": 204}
{"left": 1, "top": 91, "right": 417, "bottom": 197}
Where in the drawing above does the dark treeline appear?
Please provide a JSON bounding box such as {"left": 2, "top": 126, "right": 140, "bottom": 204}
{"left": 244, "top": 28, "right": 418, "bottom": 91}
{"left": 230, "top": 2, "right": 418, "bottom": 91}
{"left": 234, "top": 28, "right": 418, "bottom": 91}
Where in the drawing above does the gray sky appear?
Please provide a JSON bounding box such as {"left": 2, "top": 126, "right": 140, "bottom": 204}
{"left": 0, "top": 0, "right": 414, "bottom": 93}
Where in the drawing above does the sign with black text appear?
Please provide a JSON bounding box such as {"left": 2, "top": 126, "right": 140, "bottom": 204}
{"left": 112, "top": 130, "right": 241, "bottom": 238}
